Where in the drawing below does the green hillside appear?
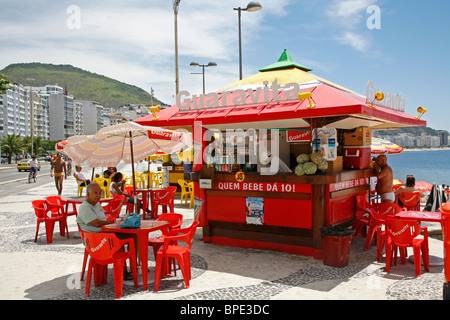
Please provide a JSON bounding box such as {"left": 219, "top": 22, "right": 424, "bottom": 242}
{"left": 375, "top": 126, "right": 439, "bottom": 136}
{"left": 0, "top": 63, "right": 163, "bottom": 108}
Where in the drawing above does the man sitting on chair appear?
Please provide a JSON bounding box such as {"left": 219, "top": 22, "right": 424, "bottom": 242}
{"left": 74, "top": 165, "right": 91, "bottom": 187}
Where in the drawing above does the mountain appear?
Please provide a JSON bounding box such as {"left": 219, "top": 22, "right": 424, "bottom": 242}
{"left": 375, "top": 126, "right": 441, "bottom": 136}
{"left": 0, "top": 63, "right": 163, "bottom": 108}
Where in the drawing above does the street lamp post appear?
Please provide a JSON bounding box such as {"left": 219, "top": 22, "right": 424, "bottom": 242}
{"left": 190, "top": 61, "right": 217, "bottom": 94}
{"left": 233, "top": 1, "right": 262, "bottom": 80}
{"left": 173, "top": 0, "right": 181, "bottom": 96}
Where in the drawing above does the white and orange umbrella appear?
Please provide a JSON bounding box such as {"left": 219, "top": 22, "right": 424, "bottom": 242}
{"left": 63, "top": 122, "right": 191, "bottom": 191}
{"left": 55, "top": 135, "right": 92, "bottom": 155}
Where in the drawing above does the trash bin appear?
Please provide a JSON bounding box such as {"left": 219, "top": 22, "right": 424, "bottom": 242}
{"left": 321, "top": 227, "right": 355, "bottom": 267}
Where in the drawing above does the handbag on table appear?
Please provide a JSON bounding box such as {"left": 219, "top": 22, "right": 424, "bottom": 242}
{"left": 120, "top": 213, "right": 141, "bottom": 229}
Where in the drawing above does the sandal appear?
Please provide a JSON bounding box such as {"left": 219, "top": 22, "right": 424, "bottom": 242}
{"left": 123, "top": 271, "right": 134, "bottom": 281}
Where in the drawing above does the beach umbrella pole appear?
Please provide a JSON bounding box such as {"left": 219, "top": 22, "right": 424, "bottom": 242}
{"left": 129, "top": 131, "right": 137, "bottom": 212}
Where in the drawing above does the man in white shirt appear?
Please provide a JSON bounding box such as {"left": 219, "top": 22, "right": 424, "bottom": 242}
{"left": 76, "top": 183, "right": 112, "bottom": 233}
{"left": 74, "top": 165, "right": 90, "bottom": 187}
{"left": 28, "top": 156, "right": 38, "bottom": 176}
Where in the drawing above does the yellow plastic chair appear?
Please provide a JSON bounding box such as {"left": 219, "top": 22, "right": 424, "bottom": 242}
{"left": 187, "top": 182, "right": 194, "bottom": 208}
{"left": 142, "top": 172, "right": 151, "bottom": 188}
{"left": 92, "top": 177, "right": 109, "bottom": 198}
{"left": 105, "top": 178, "right": 112, "bottom": 197}
{"left": 75, "top": 177, "right": 87, "bottom": 197}
{"left": 178, "top": 179, "right": 194, "bottom": 207}
{"left": 135, "top": 173, "right": 145, "bottom": 189}
{"left": 151, "top": 172, "right": 164, "bottom": 188}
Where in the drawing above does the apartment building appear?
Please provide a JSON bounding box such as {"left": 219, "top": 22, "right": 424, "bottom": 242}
{"left": 0, "top": 83, "right": 30, "bottom": 138}
{"left": 75, "top": 100, "right": 105, "bottom": 135}
{"left": 33, "top": 85, "right": 82, "bottom": 141}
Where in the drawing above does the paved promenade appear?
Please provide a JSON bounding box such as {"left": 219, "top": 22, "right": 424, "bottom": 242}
{"left": 0, "top": 163, "right": 447, "bottom": 303}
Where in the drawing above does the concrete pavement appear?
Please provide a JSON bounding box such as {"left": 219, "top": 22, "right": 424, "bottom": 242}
{"left": 0, "top": 162, "right": 447, "bottom": 305}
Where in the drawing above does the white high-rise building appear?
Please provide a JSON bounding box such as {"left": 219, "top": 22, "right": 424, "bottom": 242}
{"left": 75, "top": 100, "right": 105, "bottom": 135}
{"left": 0, "top": 84, "right": 30, "bottom": 138}
{"left": 33, "top": 85, "right": 79, "bottom": 141}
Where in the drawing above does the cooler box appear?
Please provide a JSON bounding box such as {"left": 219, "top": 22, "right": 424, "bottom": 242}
{"left": 343, "top": 146, "right": 371, "bottom": 169}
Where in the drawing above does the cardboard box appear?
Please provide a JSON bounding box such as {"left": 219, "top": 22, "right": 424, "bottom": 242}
{"left": 344, "top": 127, "right": 371, "bottom": 146}
{"left": 327, "top": 156, "right": 343, "bottom": 173}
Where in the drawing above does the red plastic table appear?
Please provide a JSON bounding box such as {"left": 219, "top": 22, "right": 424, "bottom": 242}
{"left": 395, "top": 210, "right": 442, "bottom": 223}
{"left": 102, "top": 220, "right": 169, "bottom": 290}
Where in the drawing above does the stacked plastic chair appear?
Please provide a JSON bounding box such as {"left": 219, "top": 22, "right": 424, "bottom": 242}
{"left": 151, "top": 188, "right": 175, "bottom": 219}
{"left": 148, "top": 213, "right": 184, "bottom": 259}
{"left": 384, "top": 217, "right": 430, "bottom": 277}
{"left": 154, "top": 220, "right": 199, "bottom": 291}
{"left": 32, "top": 200, "right": 66, "bottom": 244}
{"left": 364, "top": 203, "right": 401, "bottom": 262}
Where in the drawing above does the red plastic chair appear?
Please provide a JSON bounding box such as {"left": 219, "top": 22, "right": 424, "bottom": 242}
{"left": 384, "top": 218, "right": 430, "bottom": 277}
{"left": 154, "top": 220, "right": 199, "bottom": 291}
{"left": 123, "top": 186, "right": 137, "bottom": 214}
{"left": 32, "top": 200, "right": 66, "bottom": 244}
{"left": 78, "top": 227, "right": 89, "bottom": 281}
{"left": 352, "top": 194, "right": 374, "bottom": 238}
{"left": 148, "top": 213, "right": 184, "bottom": 259}
{"left": 364, "top": 203, "right": 401, "bottom": 261}
{"left": 166, "top": 186, "right": 177, "bottom": 194}
{"left": 45, "top": 196, "right": 70, "bottom": 238}
{"left": 84, "top": 232, "right": 138, "bottom": 298}
{"left": 397, "top": 192, "right": 421, "bottom": 211}
{"left": 102, "top": 198, "right": 124, "bottom": 222}
{"left": 151, "top": 189, "right": 175, "bottom": 219}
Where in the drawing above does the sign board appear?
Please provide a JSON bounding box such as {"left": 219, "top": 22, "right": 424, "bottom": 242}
{"left": 246, "top": 197, "right": 264, "bottom": 225}
{"left": 215, "top": 181, "right": 311, "bottom": 193}
{"left": 199, "top": 179, "right": 212, "bottom": 189}
{"left": 287, "top": 128, "right": 310, "bottom": 142}
{"left": 329, "top": 178, "right": 370, "bottom": 192}
{"left": 312, "top": 127, "right": 338, "bottom": 161}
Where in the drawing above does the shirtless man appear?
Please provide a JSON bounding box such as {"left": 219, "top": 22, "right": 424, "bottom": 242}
{"left": 50, "top": 153, "right": 67, "bottom": 196}
{"left": 373, "top": 155, "right": 394, "bottom": 203}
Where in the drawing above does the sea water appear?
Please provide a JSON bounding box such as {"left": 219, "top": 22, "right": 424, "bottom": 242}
{"left": 386, "top": 150, "right": 450, "bottom": 186}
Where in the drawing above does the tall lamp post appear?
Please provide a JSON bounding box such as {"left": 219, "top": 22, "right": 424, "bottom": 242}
{"left": 233, "top": 1, "right": 262, "bottom": 80}
{"left": 190, "top": 61, "right": 217, "bottom": 94}
{"left": 173, "top": 0, "right": 181, "bottom": 95}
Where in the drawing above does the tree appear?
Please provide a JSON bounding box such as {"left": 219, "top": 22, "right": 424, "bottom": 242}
{"left": 23, "top": 136, "right": 45, "bottom": 156}
{"left": 0, "top": 134, "right": 24, "bottom": 163}
{"left": 0, "top": 73, "right": 11, "bottom": 93}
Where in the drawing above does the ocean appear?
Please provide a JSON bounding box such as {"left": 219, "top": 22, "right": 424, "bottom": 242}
{"left": 386, "top": 149, "right": 450, "bottom": 186}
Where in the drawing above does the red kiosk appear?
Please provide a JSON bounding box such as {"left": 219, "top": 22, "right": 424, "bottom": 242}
{"left": 135, "top": 50, "right": 426, "bottom": 262}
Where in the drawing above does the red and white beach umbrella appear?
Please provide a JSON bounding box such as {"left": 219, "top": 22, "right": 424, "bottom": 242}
{"left": 55, "top": 140, "right": 68, "bottom": 152}
{"left": 63, "top": 122, "right": 191, "bottom": 192}
{"left": 63, "top": 122, "right": 190, "bottom": 167}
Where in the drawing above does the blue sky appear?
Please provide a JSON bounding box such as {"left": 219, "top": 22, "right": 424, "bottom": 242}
{"left": 1, "top": 0, "right": 449, "bottom": 131}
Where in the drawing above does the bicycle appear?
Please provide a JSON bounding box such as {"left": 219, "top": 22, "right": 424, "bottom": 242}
{"left": 28, "top": 168, "right": 37, "bottom": 183}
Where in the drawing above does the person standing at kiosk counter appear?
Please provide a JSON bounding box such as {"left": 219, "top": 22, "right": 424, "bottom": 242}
{"left": 372, "top": 155, "right": 394, "bottom": 203}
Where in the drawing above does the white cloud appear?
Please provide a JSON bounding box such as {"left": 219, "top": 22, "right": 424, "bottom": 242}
{"left": 336, "top": 31, "right": 370, "bottom": 52}
{"left": 0, "top": 0, "right": 300, "bottom": 104}
{"left": 325, "top": 0, "right": 379, "bottom": 51}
